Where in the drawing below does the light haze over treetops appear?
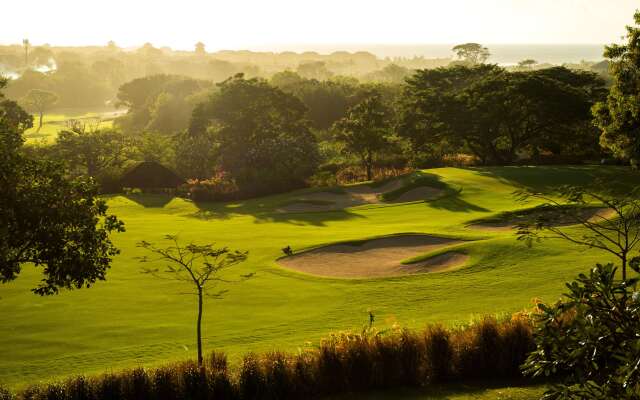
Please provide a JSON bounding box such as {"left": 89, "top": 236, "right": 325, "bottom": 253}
{"left": 1, "top": 0, "right": 637, "bottom": 53}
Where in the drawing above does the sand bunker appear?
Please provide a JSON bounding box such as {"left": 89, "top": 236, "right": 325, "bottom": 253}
{"left": 278, "top": 179, "right": 443, "bottom": 213}
{"left": 469, "top": 207, "right": 614, "bottom": 231}
{"left": 277, "top": 235, "right": 468, "bottom": 278}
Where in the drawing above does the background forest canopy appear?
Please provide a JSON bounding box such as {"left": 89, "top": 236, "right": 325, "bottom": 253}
{"left": 0, "top": 39, "right": 623, "bottom": 199}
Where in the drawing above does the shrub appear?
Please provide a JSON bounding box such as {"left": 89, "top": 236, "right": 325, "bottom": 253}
{"left": 180, "top": 173, "right": 239, "bottom": 202}
{"left": 523, "top": 263, "right": 640, "bottom": 399}
{"left": 152, "top": 366, "right": 178, "bottom": 400}
{"left": 238, "top": 353, "right": 265, "bottom": 400}
{"left": 424, "top": 325, "right": 453, "bottom": 383}
{"left": 0, "top": 386, "right": 13, "bottom": 400}
{"left": 206, "top": 352, "right": 235, "bottom": 399}
{"left": 64, "top": 376, "right": 92, "bottom": 400}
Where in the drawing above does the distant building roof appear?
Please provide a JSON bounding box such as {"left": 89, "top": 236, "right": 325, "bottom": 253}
{"left": 120, "top": 161, "right": 184, "bottom": 189}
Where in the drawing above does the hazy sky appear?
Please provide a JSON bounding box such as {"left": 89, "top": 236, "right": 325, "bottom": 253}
{"left": 2, "top": 0, "right": 637, "bottom": 50}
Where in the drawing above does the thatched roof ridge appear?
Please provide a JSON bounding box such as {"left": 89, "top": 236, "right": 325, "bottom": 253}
{"left": 120, "top": 161, "right": 184, "bottom": 189}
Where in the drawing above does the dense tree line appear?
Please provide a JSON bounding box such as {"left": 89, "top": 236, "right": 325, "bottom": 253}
{"left": 8, "top": 34, "right": 639, "bottom": 199}
{"left": 28, "top": 60, "right": 616, "bottom": 199}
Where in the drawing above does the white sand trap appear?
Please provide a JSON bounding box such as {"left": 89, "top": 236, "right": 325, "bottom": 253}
{"left": 277, "top": 180, "right": 404, "bottom": 213}
{"left": 277, "top": 235, "right": 466, "bottom": 278}
{"left": 469, "top": 207, "right": 614, "bottom": 231}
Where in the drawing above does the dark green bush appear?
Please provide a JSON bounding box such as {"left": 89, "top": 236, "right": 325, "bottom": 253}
{"left": 523, "top": 263, "right": 640, "bottom": 399}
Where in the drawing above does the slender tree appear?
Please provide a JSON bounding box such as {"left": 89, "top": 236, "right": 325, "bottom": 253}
{"left": 516, "top": 186, "right": 640, "bottom": 281}
{"left": 137, "top": 235, "right": 251, "bottom": 367}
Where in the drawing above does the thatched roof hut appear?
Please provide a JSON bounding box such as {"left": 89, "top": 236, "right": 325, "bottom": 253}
{"left": 120, "top": 161, "right": 184, "bottom": 189}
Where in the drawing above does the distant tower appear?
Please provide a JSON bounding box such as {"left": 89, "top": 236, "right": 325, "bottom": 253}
{"left": 22, "top": 38, "right": 30, "bottom": 67}
{"left": 195, "top": 42, "right": 206, "bottom": 56}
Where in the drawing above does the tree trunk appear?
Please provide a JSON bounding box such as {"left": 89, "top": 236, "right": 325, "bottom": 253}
{"left": 365, "top": 151, "right": 373, "bottom": 181}
{"left": 196, "top": 286, "right": 203, "bottom": 367}
{"left": 622, "top": 254, "right": 627, "bottom": 282}
{"left": 37, "top": 111, "right": 43, "bottom": 133}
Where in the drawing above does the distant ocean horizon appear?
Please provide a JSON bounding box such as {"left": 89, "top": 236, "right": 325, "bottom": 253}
{"left": 251, "top": 43, "right": 607, "bottom": 65}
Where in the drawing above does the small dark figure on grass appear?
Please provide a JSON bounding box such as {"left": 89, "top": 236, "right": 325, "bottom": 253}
{"left": 282, "top": 245, "right": 294, "bottom": 256}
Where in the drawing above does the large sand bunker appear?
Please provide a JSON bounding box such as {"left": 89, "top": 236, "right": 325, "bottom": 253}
{"left": 278, "top": 180, "right": 444, "bottom": 213}
{"left": 469, "top": 207, "right": 614, "bottom": 231}
{"left": 277, "top": 235, "right": 468, "bottom": 278}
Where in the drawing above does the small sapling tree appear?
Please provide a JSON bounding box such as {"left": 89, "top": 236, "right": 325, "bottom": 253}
{"left": 516, "top": 186, "right": 640, "bottom": 281}
{"left": 137, "top": 235, "right": 251, "bottom": 367}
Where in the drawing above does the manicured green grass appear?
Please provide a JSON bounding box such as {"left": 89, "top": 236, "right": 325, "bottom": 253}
{"left": 1, "top": 166, "right": 639, "bottom": 389}
{"left": 23, "top": 108, "right": 122, "bottom": 143}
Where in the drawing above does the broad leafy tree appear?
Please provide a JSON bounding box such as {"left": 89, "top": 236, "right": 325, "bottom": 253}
{"left": 0, "top": 78, "right": 124, "bottom": 295}
{"left": 138, "top": 235, "right": 250, "bottom": 367}
{"left": 55, "top": 121, "right": 134, "bottom": 178}
{"left": 399, "top": 65, "right": 604, "bottom": 164}
{"left": 593, "top": 10, "right": 640, "bottom": 167}
{"left": 21, "top": 89, "right": 58, "bottom": 132}
{"left": 190, "top": 75, "right": 319, "bottom": 195}
{"left": 452, "top": 43, "right": 490, "bottom": 65}
{"left": 333, "top": 91, "right": 393, "bottom": 180}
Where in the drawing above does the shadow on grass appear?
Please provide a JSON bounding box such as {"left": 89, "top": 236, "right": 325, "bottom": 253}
{"left": 471, "top": 165, "right": 640, "bottom": 195}
{"left": 124, "top": 194, "right": 175, "bottom": 208}
{"left": 191, "top": 201, "right": 366, "bottom": 227}
{"left": 428, "top": 189, "right": 490, "bottom": 213}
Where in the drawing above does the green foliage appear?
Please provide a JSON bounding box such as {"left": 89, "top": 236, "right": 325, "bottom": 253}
{"left": 593, "top": 10, "right": 640, "bottom": 167}
{"left": 0, "top": 80, "right": 125, "bottom": 295}
{"left": 523, "top": 264, "right": 640, "bottom": 399}
{"left": 191, "top": 75, "right": 319, "bottom": 196}
{"left": 174, "top": 130, "right": 218, "bottom": 179}
{"left": 333, "top": 90, "right": 394, "bottom": 180}
{"left": 54, "top": 122, "right": 134, "bottom": 179}
{"left": 399, "top": 65, "right": 605, "bottom": 164}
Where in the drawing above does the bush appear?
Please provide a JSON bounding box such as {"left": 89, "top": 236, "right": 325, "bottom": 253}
{"left": 523, "top": 263, "right": 640, "bottom": 399}
{"left": 179, "top": 173, "right": 239, "bottom": 202}
{"left": 424, "top": 325, "right": 453, "bottom": 383}
{"left": 0, "top": 387, "right": 13, "bottom": 400}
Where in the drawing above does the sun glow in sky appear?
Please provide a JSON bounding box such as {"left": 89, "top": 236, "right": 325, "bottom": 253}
{"left": 2, "top": 0, "right": 637, "bottom": 50}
